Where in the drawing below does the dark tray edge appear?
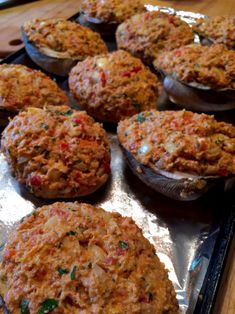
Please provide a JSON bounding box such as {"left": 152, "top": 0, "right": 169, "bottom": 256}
{"left": 194, "top": 206, "right": 235, "bottom": 313}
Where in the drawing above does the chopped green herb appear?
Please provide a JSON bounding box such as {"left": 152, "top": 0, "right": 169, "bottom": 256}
{"left": 38, "top": 299, "right": 58, "bottom": 314}
{"left": 136, "top": 113, "right": 145, "bottom": 123}
{"left": 40, "top": 123, "right": 49, "bottom": 130}
{"left": 55, "top": 109, "right": 73, "bottom": 116}
{"left": 215, "top": 139, "right": 224, "bottom": 145}
{"left": 63, "top": 109, "right": 73, "bottom": 116}
{"left": 118, "top": 240, "right": 128, "bottom": 250}
{"left": 66, "top": 230, "right": 77, "bottom": 236}
{"left": 57, "top": 267, "right": 69, "bottom": 276}
{"left": 70, "top": 266, "right": 77, "bottom": 280}
{"left": 20, "top": 299, "right": 30, "bottom": 314}
{"left": 195, "top": 142, "right": 200, "bottom": 150}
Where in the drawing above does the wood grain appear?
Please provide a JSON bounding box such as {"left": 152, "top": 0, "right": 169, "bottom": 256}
{"left": 213, "top": 236, "right": 235, "bottom": 314}
{"left": 0, "top": 0, "right": 81, "bottom": 55}
{"left": 0, "top": 1, "right": 235, "bottom": 313}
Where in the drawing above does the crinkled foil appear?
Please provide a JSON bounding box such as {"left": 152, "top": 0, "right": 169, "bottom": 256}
{"left": 0, "top": 6, "right": 224, "bottom": 314}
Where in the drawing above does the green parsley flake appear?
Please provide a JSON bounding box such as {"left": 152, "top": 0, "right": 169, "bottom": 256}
{"left": 38, "top": 299, "right": 58, "bottom": 314}
{"left": 215, "top": 139, "right": 224, "bottom": 145}
{"left": 20, "top": 299, "right": 30, "bottom": 314}
{"left": 63, "top": 109, "right": 73, "bottom": 116}
{"left": 66, "top": 230, "right": 77, "bottom": 236}
{"left": 137, "top": 113, "right": 145, "bottom": 123}
{"left": 40, "top": 123, "right": 49, "bottom": 130}
{"left": 57, "top": 267, "right": 69, "bottom": 276}
{"left": 70, "top": 266, "right": 77, "bottom": 280}
{"left": 118, "top": 240, "right": 128, "bottom": 249}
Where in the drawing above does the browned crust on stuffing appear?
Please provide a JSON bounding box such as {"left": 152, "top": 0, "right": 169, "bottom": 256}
{"left": 23, "top": 18, "right": 108, "bottom": 59}
{"left": 1, "top": 106, "right": 110, "bottom": 198}
{"left": 116, "top": 11, "right": 194, "bottom": 64}
{"left": 154, "top": 44, "right": 235, "bottom": 89}
{"left": 193, "top": 16, "right": 235, "bottom": 50}
{"left": 69, "top": 50, "right": 159, "bottom": 123}
{"left": 0, "top": 202, "right": 179, "bottom": 313}
{"left": 117, "top": 110, "right": 235, "bottom": 176}
{"left": 0, "top": 64, "right": 68, "bottom": 112}
{"left": 81, "top": 0, "right": 146, "bottom": 24}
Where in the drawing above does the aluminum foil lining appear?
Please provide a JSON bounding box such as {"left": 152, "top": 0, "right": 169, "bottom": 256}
{"left": 0, "top": 6, "right": 223, "bottom": 314}
{"left": 145, "top": 5, "right": 207, "bottom": 45}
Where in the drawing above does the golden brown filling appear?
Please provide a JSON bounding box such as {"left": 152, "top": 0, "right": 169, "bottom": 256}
{"left": 23, "top": 18, "right": 108, "bottom": 59}
{"left": 0, "top": 202, "right": 178, "bottom": 314}
{"left": 154, "top": 44, "right": 235, "bottom": 89}
{"left": 1, "top": 106, "right": 110, "bottom": 198}
{"left": 0, "top": 64, "right": 68, "bottom": 111}
{"left": 117, "top": 110, "right": 235, "bottom": 176}
{"left": 116, "top": 11, "right": 194, "bottom": 64}
{"left": 81, "top": 0, "right": 146, "bottom": 23}
{"left": 69, "top": 50, "right": 159, "bottom": 123}
{"left": 193, "top": 16, "right": 235, "bottom": 50}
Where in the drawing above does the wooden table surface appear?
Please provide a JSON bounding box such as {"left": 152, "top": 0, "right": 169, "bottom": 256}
{"left": 0, "top": 0, "right": 234, "bottom": 313}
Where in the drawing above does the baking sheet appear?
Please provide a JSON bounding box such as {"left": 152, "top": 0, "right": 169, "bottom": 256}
{"left": 0, "top": 7, "right": 234, "bottom": 314}
{"left": 0, "top": 0, "right": 38, "bottom": 10}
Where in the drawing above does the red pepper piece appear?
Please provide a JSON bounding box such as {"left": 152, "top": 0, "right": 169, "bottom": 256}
{"left": 122, "top": 66, "right": 142, "bottom": 78}
{"left": 59, "top": 141, "right": 69, "bottom": 151}
{"left": 72, "top": 117, "right": 85, "bottom": 131}
{"left": 174, "top": 49, "right": 182, "bottom": 57}
{"left": 183, "top": 113, "right": 192, "bottom": 123}
{"left": 199, "top": 140, "right": 207, "bottom": 152}
{"left": 72, "top": 117, "right": 82, "bottom": 125}
{"left": 50, "top": 207, "right": 69, "bottom": 219}
{"left": 144, "top": 12, "right": 151, "bottom": 21}
{"left": 2, "top": 249, "right": 15, "bottom": 260}
{"left": 171, "top": 120, "right": 179, "bottom": 129}
{"left": 116, "top": 247, "right": 127, "bottom": 256}
{"left": 105, "top": 256, "right": 118, "bottom": 265}
{"left": 122, "top": 71, "right": 131, "bottom": 78}
{"left": 131, "top": 66, "right": 142, "bottom": 73}
{"left": 30, "top": 175, "right": 42, "bottom": 187}
{"left": 100, "top": 70, "right": 106, "bottom": 87}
